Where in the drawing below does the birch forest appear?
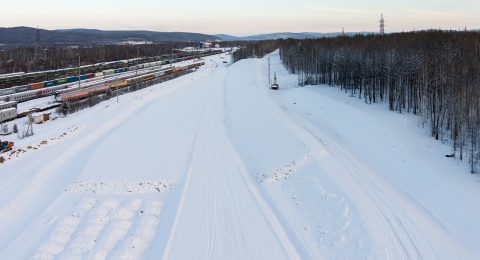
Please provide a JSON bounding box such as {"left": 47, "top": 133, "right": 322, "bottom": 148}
{"left": 279, "top": 31, "right": 480, "bottom": 172}
{"left": 233, "top": 31, "right": 480, "bottom": 172}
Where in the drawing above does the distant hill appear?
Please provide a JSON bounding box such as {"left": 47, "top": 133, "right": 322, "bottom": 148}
{"left": 0, "top": 27, "right": 220, "bottom": 46}
{"left": 215, "top": 32, "right": 373, "bottom": 41}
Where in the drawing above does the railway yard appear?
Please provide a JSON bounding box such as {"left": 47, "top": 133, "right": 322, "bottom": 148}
{"left": 0, "top": 50, "right": 219, "bottom": 119}
{"left": 0, "top": 49, "right": 222, "bottom": 152}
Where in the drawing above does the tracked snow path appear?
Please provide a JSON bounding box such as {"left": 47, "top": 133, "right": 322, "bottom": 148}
{"left": 162, "top": 65, "right": 300, "bottom": 259}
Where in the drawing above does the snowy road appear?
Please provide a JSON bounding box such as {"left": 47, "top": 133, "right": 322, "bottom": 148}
{"left": 1, "top": 51, "right": 480, "bottom": 259}
{"left": 162, "top": 63, "right": 299, "bottom": 259}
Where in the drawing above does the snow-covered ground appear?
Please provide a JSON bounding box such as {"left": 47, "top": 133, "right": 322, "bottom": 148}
{"left": 1, "top": 50, "right": 480, "bottom": 259}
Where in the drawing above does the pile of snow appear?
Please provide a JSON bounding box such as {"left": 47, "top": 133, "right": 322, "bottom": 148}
{"left": 66, "top": 181, "right": 176, "bottom": 194}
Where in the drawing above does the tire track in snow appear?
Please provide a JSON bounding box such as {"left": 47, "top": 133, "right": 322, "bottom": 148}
{"left": 0, "top": 106, "right": 105, "bottom": 249}
{"left": 0, "top": 74, "right": 198, "bottom": 252}
{"left": 31, "top": 197, "right": 163, "bottom": 259}
{"left": 280, "top": 107, "right": 438, "bottom": 259}
{"left": 163, "top": 64, "right": 301, "bottom": 259}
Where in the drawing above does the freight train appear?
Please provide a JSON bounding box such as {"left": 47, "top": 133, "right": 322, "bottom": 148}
{"left": 58, "top": 61, "right": 205, "bottom": 102}
{"left": 0, "top": 49, "right": 222, "bottom": 89}
{"left": 0, "top": 51, "right": 220, "bottom": 103}
{"left": 0, "top": 60, "right": 206, "bottom": 124}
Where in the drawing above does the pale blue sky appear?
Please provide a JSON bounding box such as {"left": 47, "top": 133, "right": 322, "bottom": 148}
{"left": 2, "top": 1, "right": 479, "bottom": 35}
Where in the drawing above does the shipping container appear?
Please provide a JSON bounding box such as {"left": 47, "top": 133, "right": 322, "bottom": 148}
{"left": 56, "top": 78, "right": 68, "bottom": 85}
{"left": 30, "top": 82, "right": 44, "bottom": 90}
{"left": 1, "top": 88, "right": 16, "bottom": 95}
{"left": 66, "top": 76, "right": 78, "bottom": 83}
{"left": 86, "top": 73, "right": 95, "bottom": 79}
{"left": 95, "top": 72, "right": 104, "bottom": 77}
{"left": 44, "top": 80, "right": 57, "bottom": 88}
{"left": 15, "top": 85, "right": 30, "bottom": 93}
{"left": 113, "top": 68, "right": 125, "bottom": 74}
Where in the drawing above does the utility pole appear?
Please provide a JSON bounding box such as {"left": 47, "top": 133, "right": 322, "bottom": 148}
{"left": 379, "top": 14, "right": 385, "bottom": 35}
{"left": 0, "top": 108, "right": 3, "bottom": 132}
{"left": 170, "top": 44, "right": 174, "bottom": 67}
{"left": 136, "top": 47, "right": 139, "bottom": 76}
{"left": 33, "top": 26, "right": 44, "bottom": 71}
{"left": 66, "top": 34, "right": 74, "bottom": 65}
{"left": 77, "top": 54, "right": 81, "bottom": 89}
{"left": 268, "top": 57, "right": 271, "bottom": 84}
{"left": 116, "top": 77, "right": 119, "bottom": 103}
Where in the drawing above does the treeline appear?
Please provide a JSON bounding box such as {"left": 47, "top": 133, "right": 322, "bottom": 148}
{"left": 0, "top": 42, "right": 197, "bottom": 74}
{"left": 279, "top": 30, "right": 480, "bottom": 172}
{"left": 231, "top": 40, "right": 279, "bottom": 62}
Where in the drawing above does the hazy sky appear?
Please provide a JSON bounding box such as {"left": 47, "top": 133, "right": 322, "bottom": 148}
{"left": 2, "top": 1, "right": 479, "bottom": 36}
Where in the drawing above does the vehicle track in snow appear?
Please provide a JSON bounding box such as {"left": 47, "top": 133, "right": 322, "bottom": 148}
{"left": 162, "top": 64, "right": 301, "bottom": 259}
{"left": 278, "top": 104, "right": 439, "bottom": 259}
{"left": 0, "top": 106, "right": 105, "bottom": 249}
{"left": 0, "top": 70, "right": 210, "bottom": 252}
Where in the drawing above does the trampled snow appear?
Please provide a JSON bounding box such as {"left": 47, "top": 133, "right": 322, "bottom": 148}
{"left": 1, "top": 50, "right": 480, "bottom": 259}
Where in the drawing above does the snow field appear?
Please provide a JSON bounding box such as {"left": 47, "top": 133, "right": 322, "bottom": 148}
{"left": 0, "top": 51, "right": 480, "bottom": 259}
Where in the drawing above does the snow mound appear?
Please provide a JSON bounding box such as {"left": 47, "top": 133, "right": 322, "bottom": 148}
{"left": 66, "top": 181, "right": 176, "bottom": 194}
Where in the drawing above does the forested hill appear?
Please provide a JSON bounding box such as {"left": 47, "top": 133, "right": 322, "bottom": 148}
{"left": 0, "top": 27, "right": 220, "bottom": 46}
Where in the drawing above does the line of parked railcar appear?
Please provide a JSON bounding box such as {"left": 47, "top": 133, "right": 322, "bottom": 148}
{"left": 0, "top": 49, "right": 222, "bottom": 89}
{"left": 0, "top": 61, "right": 206, "bottom": 123}
{"left": 0, "top": 54, "right": 208, "bottom": 103}
{"left": 59, "top": 61, "right": 205, "bottom": 102}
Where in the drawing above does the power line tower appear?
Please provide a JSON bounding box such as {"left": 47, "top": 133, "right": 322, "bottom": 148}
{"left": 379, "top": 14, "right": 385, "bottom": 35}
